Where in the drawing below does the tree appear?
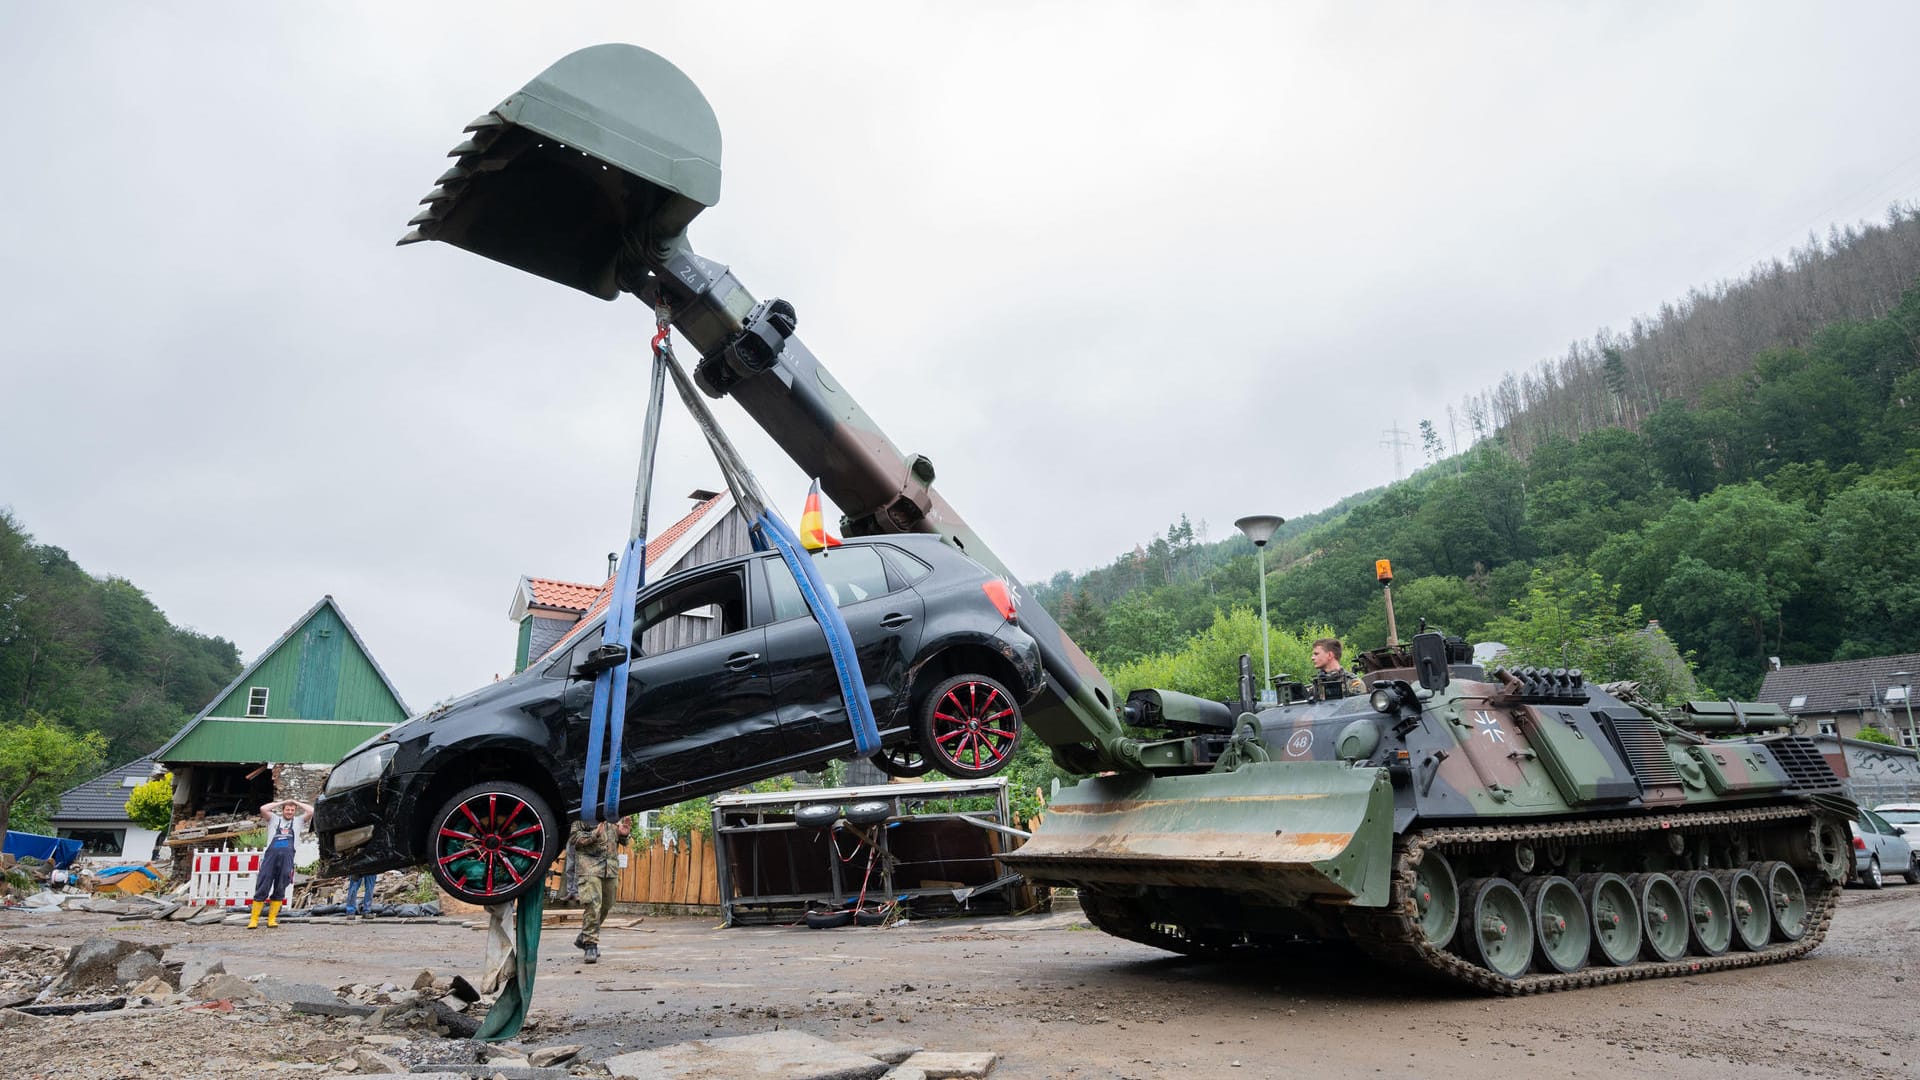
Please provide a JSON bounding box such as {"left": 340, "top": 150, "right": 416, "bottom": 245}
{"left": 0, "top": 712, "right": 105, "bottom": 839}
{"left": 1103, "top": 608, "right": 1326, "bottom": 702}
{"left": 1483, "top": 567, "right": 1700, "bottom": 702}
{"left": 1419, "top": 419, "right": 1444, "bottom": 464}
{"left": 124, "top": 772, "right": 173, "bottom": 833}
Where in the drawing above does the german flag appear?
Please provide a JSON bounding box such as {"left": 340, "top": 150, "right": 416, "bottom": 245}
{"left": 799, "top": 479, "right": 842, "bottom": 551}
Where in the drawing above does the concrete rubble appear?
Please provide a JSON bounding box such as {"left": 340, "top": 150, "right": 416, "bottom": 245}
{"left": 0, "top": 933, "right": 1001, "bottom": 1080}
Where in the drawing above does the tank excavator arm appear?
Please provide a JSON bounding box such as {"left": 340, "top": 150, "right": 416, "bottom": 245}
{"left": 400, "top": 43, "right": 1171, "bottom": 774}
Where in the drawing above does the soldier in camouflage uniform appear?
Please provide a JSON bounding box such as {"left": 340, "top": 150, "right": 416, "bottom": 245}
{"left": 1310, "top": 638, "right": 1366, "bottom": 699}
{"left": 568, "top": 815, "right": 632, "bottom": 963}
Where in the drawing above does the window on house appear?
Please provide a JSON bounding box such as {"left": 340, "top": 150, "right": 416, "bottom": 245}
{"left": 1817, "top": 718, "right": 1838, "bottom": 737}
{"left": 1788, "top": 695, "right": 1807, "bottom": 709}
{"left": 247, "top": 687, "right": 269, "bottom": 717}
{"left": 1902, "top": 728, "right": 1920, "bottom": 750}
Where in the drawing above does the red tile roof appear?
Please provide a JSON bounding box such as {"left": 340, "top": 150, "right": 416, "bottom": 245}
{"left": 525, "top": 578, "right": 602, "bottom": 613}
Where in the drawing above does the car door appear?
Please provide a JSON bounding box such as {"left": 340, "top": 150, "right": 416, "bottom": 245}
{"left": 1863, "top": 809, "right": 1913, "bottom": 873}
{"left": 758, "top": 546, "right": 924, "bottom": 760}
{"left": 616, "top": 564, "right": 778, "bottom": 798}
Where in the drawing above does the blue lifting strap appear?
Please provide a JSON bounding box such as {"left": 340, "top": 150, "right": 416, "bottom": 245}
{"left": 755, "top": 510, "right": 881, "bottom": 755}
{"left": 657, "top": 344, "right": 880, "bottom": 757}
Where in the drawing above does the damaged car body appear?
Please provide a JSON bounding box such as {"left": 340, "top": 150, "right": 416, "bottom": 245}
{"left": 315, "top": 535, "right": 1042, "bottom": 904}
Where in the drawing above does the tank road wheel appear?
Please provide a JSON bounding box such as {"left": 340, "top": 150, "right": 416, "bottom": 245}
{"left": 869, "top": 742, "right": 933, "bottom": 779}
{"left": 1674, "top": 871, "right": 1732, "bottom": 957}
{"left": 1575, "top": 873, "right": 1641, "bottom": 967}
{"left": 1522, "top": 876, "right": 1590, "bottom": 974}
{"left": 914, "top": 674, "right": 1024, "bottom": 780}
{"left": 1458, "top": 878, "right": 1533, "bottom": 979}
{"left": 1628, "top": 873, "right": 1689, "bottom": 962}
{"left": 1714, "top": 869, "right": 1773, "bottom": 951}
{"left": 1758, "top": 861, "right": 1810, "bottom": 942}
{"left": 1412, "top": 851, "right": 1459, "bottom": 949}
{"left": 428, "top": 780, "right": 560, "bottom": 907}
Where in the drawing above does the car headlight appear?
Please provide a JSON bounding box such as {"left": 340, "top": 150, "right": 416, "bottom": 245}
{"left": 326, "top": 744, "right": 397, "bottom": 793}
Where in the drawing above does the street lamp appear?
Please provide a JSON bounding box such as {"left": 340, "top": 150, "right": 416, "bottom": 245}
{"left": 1893, "top": 670, "right": 1916, "bottom": 750}
{"left": 1234, "top": 514, "right": 1285, "bottom": 704}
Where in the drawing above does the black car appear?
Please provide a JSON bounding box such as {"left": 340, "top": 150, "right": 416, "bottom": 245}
{"left": 314, "top": 535, "right": 1042, "bottom": 905}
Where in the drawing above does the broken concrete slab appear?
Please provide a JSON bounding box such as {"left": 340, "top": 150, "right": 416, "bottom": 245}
{"left": 326, "top": 1074, "right": 472, "bottom": 1080}
{"left": 131, "top": 975, "right": 177, "bottom": 1000}
{"left": 190, "top": 972, "right": 264, "bottom": 1002}
{"left": 53, "top": 938, "right": 163, "bottom": 995}
{"left": 179, "top": 955, "right": 225, "bottom": 988}
{"left": 881, "top": 1070, "right": 927, "bottom": 1080}
{"left": 412, "top": 968, "right": 436, "bottom": 991}
{"left": 401, "top": 1066, "right": 568, "bottom": 1079}
{"left": 115, "top": 949, "right": 174, "bottom": 989}
{"left": 834, "top": 1039, "right": 922, "bottom": 1066}
{"left": 186, "top": 907, "right": 230, "bottom": 925}
{"left": 605, "top": 1030, "right": 889, "bottom": 1080}
{"left": 255, "top": 976, "right": 377, "bottom": 1017}
{"left": 527, "top": 1045, "right": 581, "bottom": 1067}
{"left": 356, "top": 1049, "right": 406, "bottom": 1073}
{"left": 896, "top": 1052, "right": 996, "bottom": 1079}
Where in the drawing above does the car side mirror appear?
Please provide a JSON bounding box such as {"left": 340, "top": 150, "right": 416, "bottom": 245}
{"left": 573, "top": 643, "right": 630, "bottom": 678}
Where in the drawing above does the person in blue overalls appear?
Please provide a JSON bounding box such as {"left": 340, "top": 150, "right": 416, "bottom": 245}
{"left": 249, "top": 798, "right": 313, "bottom": 928}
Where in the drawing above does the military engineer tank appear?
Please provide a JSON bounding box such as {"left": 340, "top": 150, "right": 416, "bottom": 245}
{"left": 1003, "top": 622, "right": 1854, "bottom": 993}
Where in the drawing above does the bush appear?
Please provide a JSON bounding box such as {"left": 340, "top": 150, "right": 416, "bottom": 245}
{"left": 1856, "top": 724, "right": 1897, "bottom": 745}
{"left": 124, "top": 774, "right": 173, "bottom": 833}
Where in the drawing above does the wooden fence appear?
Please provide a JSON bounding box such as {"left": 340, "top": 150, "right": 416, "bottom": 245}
{"left": 550, "top": 831, "right": 721, "bottom": 908}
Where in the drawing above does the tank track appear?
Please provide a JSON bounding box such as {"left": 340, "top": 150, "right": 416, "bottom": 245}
{"left": 1076, "top": 805, "right": 1842, "bottom": 994}
{"left": 1342, "top": 805, "right": 1842, "bottom": 995}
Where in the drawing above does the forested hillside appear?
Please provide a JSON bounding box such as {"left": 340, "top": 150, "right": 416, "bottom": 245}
{"left": 1041, "top": 208, "right": 1920, "bottom": 699}
{"left": 0, "top": 511, "right": 240, "bottom": 782}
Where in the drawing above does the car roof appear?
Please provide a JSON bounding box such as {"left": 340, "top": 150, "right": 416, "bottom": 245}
{"left": 1872, "top": 803, "right": 1920, "bottom": 812}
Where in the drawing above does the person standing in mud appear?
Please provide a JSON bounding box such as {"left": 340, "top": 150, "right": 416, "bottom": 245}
{"left": 568, "top": 814, "right": 632, "bottom": 963}
{"left": 250, "top": 798, "right": 312, "bottom": 928}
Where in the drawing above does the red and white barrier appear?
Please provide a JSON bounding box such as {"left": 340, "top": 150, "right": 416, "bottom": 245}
{"left": 188, "top": 846, "right": 263, "bottom": 906}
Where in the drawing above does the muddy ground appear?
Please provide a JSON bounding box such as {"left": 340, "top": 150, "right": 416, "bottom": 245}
{"left": 3, "top": 887, "right": 1916, "bottom": 1080}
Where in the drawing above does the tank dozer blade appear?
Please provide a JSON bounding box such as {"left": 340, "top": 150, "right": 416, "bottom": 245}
{"left": 1002, "top": 762, "right": 1396, "bottom": 907}
{"left": 398, "top": 43, "right": 722, "bottom": 299}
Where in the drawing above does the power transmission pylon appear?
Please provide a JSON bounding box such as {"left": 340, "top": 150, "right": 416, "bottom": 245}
{"left": 1380, "top": 423, "right": 1412, "bottom": 481}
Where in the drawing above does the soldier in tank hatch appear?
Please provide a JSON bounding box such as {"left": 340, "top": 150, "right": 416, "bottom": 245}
{"left": 1310, "top": 638, "right": 1365, "bottom": 699}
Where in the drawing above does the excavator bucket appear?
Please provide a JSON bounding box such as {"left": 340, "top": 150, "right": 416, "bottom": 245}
{"left": 1002, "top": 762, "right": 1397, "bottom": 907}
{"left": 399, "top": 43, "right": 722, "bottom": 299}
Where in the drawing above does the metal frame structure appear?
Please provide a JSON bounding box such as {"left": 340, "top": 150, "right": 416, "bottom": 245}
{"left": 710, "top": 777, "right": 1026, "bottom": 926}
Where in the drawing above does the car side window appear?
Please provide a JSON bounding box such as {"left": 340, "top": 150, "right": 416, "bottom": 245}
{"left": 1864, "top": 809, "right": 1894, "bottom": 834}
{"left": 879, "top": 544, "right": 933, "bottom": 586}
{"left": 635, "top": 568, "right": 747, "bottom": 655}
{"left": 763, "top": 547, "right": 893, "bottom": 622}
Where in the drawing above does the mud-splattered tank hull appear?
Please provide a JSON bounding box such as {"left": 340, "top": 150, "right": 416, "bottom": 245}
{"left": 1003, "top": 644, "right": 1854, "bottom": 994}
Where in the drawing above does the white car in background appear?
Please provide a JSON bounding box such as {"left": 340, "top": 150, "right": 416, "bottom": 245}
{"left": 1872, "top": 803, "right": 1920, "bottom": 858}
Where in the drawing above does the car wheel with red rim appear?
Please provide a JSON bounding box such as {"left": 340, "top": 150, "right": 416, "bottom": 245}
{"left": 427, "top": 780, "right": 559, "bottom": 907}
{"left": 913, "top": 673, "right": 1023, "bottom": 780}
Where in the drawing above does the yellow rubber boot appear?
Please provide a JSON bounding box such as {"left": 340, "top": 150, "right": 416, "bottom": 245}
{"left": 247, "top": 901, "right": 262, "bottom": 929}
{"left": 267, "top": 900, "right": 282, "bottom": 928}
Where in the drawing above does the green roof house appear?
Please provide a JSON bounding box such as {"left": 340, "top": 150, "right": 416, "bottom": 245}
{"left": 156, "top": 596, "right": 408, "bottom": 825}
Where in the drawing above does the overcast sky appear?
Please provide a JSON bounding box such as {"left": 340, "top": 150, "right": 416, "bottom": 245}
{"left": 6, "top": 3, "right": 1920, "bottom": 710}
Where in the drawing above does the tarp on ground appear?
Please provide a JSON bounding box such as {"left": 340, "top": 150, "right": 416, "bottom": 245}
{"left": 4, "top": 831, "right": 84, "bottom": 868}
